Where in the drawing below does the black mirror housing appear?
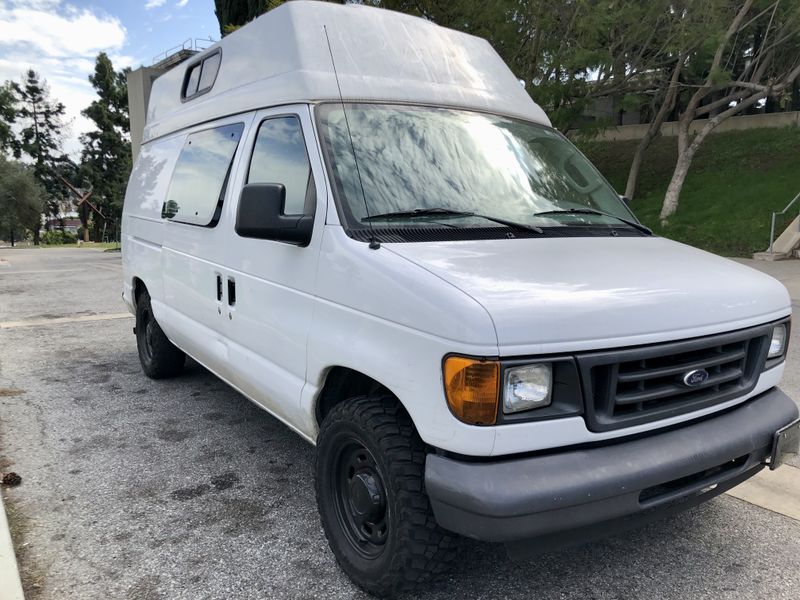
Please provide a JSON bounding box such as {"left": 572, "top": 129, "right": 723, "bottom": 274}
{"left": 235, "top": 183, "right": 313, "bottom": 246}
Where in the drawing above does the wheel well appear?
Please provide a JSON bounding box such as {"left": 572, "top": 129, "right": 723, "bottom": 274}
{"left": 132, "top": 277, "right": 147, "bottom": 307}
{"left": 315, "top": 367, "right": 391, "bottom": 426}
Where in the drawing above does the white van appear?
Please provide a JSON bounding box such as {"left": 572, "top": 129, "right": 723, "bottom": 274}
{"left": 122, "top": 1, "right": 799, "bottom": 595}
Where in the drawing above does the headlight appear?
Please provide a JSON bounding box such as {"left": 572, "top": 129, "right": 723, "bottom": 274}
{"left": 768, "top": 324, "right": 787, "bottom": 359}
{"left": 503, "top": 363, "right": 552, "bottom": 413}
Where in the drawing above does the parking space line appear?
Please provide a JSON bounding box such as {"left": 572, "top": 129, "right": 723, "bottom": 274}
{"left": 726, "top": 464, "right": 800, "bottom": 521}
{"left": 0, "top": 269, "right": 85, "bottom": 276}
{"left": 0, "top": 313, "right": 133, "bottom": 329}
{"left": 92, "top": 264, "right": 122, "bottom": 273}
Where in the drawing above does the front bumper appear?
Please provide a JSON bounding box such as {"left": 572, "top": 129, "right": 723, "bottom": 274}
{"left": 425, "top": 387, "right": 798, "bottom": 546}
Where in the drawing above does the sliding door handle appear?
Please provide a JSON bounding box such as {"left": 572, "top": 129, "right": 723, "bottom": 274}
{"left": 227, "top": 277, "right": 236, "bottom": 306}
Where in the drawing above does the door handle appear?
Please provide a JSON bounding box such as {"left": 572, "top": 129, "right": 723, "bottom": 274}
{"left": 216, "top": 274, "right": 223, "bottom": 302}
{"left": 227, "top": 277, "right": 236, "bottom": 306}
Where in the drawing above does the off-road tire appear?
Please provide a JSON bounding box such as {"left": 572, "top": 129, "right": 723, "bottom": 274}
{"left": 135, "top": 291, "right": 185, "bottom": 379}
{"left": 315, "top": 393, "right": 458, "bottom": 597}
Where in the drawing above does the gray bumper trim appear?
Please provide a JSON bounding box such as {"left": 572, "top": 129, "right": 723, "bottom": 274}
{"left": 425, "top": 387, "right": 798, "bottom": 543}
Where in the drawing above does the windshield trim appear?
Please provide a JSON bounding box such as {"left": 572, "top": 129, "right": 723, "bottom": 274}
{"left": 313, "top": 101, "right": 642, "bottom": 243}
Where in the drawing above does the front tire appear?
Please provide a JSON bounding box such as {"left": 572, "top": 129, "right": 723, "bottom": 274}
{"left": 135, "top": 291, "right": 185, "bottom": 379}
{"left": 315, "top": 393, "right": 457, "bottom": 597}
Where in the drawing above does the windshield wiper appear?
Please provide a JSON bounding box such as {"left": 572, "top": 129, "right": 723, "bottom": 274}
{"left": 363, "top": 208, "right": 543, "bottom": 234}
{"left": 533, "top": 208, "right": 652, "bottom": 235}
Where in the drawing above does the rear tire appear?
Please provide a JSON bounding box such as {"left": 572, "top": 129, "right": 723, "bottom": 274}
{"left": 135, "top": 291, "right": 185, "bottom": 379}
{"left": 315, "top": 393, "right": 457, "bottom": 597}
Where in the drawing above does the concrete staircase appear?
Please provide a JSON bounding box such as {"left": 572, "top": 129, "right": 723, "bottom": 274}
{"left": 753, "top": 195, "right": 800, "bottom": 261}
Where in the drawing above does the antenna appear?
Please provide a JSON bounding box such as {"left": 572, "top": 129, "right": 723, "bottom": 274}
{"left": 323, "top": 25, "right": 380, "bottom": 250}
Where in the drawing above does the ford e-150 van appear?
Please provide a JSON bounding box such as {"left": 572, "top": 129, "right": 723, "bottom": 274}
{"left": 121, "top": 1, "right": 799, "bottom": 595}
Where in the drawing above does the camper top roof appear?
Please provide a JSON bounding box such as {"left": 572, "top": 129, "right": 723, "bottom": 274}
{"left": 144, "top": 0, "right": 549, "bottom": 143}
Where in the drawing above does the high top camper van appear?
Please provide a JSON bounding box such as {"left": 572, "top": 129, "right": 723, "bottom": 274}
{"left": 122, "top": 1, "right": 799, "bottom": 595}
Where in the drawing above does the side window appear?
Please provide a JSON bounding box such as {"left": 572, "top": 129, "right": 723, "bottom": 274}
{"left": 182, "top": 50, "right": 221, "bottom": 100}
{"left": 247, "top": 116, "right": 312, "bottom": 215}
{"left": 198, "top": 52, "right": 221, "bottom": 91}
{"left": 163, "top": 123, "right": 244, "bottom": 226}
{"left": 184, "top": 64, "right": 200, "bottom": 98}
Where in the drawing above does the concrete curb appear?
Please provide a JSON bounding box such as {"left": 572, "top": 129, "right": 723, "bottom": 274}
{"left": 0, "top": 489, "right": 25, "bottom": 600}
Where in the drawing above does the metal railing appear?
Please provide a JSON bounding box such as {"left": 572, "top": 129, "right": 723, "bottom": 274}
{"left": 769, "top": 191, "right": 800, "bottom": 254}
{"left": 151, "top": 38, "right": 217, "bottom": 66}
{"left": 194, "top": 37, "right": 216, "bottom": 51}
{"left": 152, "top": 39, "right": 193, "bottom": 65}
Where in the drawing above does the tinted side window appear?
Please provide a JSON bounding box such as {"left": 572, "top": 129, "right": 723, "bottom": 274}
{"left": 163, "top": 123, "right": 244, "bottom": 226}
{"left": 247, "top": 116, "right": 311, "bottom": 215}
{"left": 198, "top": 52, "right": 221, "bottom": 92}
{"left": 182, "top": 50, "right": 221, "bottom": 100}
{"left": 184, "top": 64, "right": 200, "bottom": 97}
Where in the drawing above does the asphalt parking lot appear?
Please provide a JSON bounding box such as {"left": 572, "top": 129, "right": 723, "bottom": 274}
{"left": 1, "top": 246, "right": 800, "bottom": 600}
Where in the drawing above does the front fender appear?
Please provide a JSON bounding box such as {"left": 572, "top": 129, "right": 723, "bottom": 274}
{"left": 303, "top": 226, "right": 499, "bottom": 454}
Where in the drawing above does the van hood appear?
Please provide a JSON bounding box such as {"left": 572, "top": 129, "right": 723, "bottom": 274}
{"left": 385, "top": 236, "right": 791, "bottom": 352}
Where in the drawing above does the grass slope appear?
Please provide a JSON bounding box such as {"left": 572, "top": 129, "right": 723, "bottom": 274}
{"left": 578, "top": 126, "right": 800, "bottom": 257}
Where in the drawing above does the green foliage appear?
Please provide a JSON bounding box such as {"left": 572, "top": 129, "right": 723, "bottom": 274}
{"left": 222, "top": 23, "right": 243, "bottom": 35}
{"left": 9, "top": 69, "right": 75, "bottom": 239}
{"left": 0, "top": 81, "right": 16, "bottom": 155}
{"left": 0, "top": 157, "right": 46, "bottom": 243}
{"left": 12, "top": 70, "right": 71, "bottom": 183}
{"left": 707, "top": 66, "right": 732, "bottom": 87}
{"left": 580, "top": 127, "right": 800, "bottom": 257}
{"left": 215, "top": 0, "right": 285, "bottom": 35}
{"left": 41, "top": 230, "right": 78, "bottom": 245}
{"left": 79, "top": 52, "right": 132, "bottom": 238}
{"left": 620, "top": 93, "right": 645, "bottom": 114}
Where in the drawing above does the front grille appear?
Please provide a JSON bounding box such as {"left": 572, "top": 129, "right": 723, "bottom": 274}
{"left": 578, "top": 324, "right": 773, "bottom": 432}
{"left": 614, "top": 341, "right": 750, "bottom": 412}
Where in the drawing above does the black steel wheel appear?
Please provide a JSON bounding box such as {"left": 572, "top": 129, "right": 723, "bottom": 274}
{"left": 315, "top": 393, "right": 457, "bottom": 597}
{"left": 135, "top": 290, "right": 185, "bottom": 379}
{"left": 330, "top": 438, "right": 389, "bottom": 559}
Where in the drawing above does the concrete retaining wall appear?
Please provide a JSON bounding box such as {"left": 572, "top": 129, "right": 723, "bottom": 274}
{"left": 127, "top": 67, "right": 166, "bottom": 163}
{"left": 591, "top": 111, "right": 800, "bottom": 142}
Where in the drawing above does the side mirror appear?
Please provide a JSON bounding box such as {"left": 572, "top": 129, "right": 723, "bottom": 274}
{"left": 235, "top": 183, "right": 313, "bottom": 246}
{"left": 161, "top": 199, "right": 179, "bottom": 219}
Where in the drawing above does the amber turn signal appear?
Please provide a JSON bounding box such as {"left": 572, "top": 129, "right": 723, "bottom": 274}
{"left": 443, "top": 356, "right": 499, "bottom": 425}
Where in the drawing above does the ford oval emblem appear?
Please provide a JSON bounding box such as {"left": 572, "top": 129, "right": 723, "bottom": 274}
{"left": 683, "top": 368, "right": 709, "bottom": 387}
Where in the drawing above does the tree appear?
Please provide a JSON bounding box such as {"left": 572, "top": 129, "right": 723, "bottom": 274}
{"left": 215, "top": 0, "right": 287, "bottom": 35}
{"left": 659, "top": 0, "right": 800, "bottom": 223}
{"left": 79, "top": 53, "right": 131, "bottom": 242}
{"left": 0, "top": 157, "right": 46, "bottom": 246}
{"left": 369, "top": 1, "right": 692, "bottom": 131}
{"left": 0, "top": 82, "right": 17, "bottom": 155}
{"left": 623, "top": 57, "right": 685, "bottom": 200}
{"left": 11, "top": 69, "right": 72, "bottom": 243}
{"left": 511, "top": 1, "right": 688, "bottom": 130}
{"left": 619, "top": 0, "right": 724, "bottom": 200}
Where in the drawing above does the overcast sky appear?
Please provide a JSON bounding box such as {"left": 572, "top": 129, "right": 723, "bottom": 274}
{"left": 0, "top": 0, "right": 219, "bottom": 157}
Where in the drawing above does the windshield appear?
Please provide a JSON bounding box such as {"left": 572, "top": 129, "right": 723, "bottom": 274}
{"left": 317, "top": 103, "right": 638, "bottom": 239}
